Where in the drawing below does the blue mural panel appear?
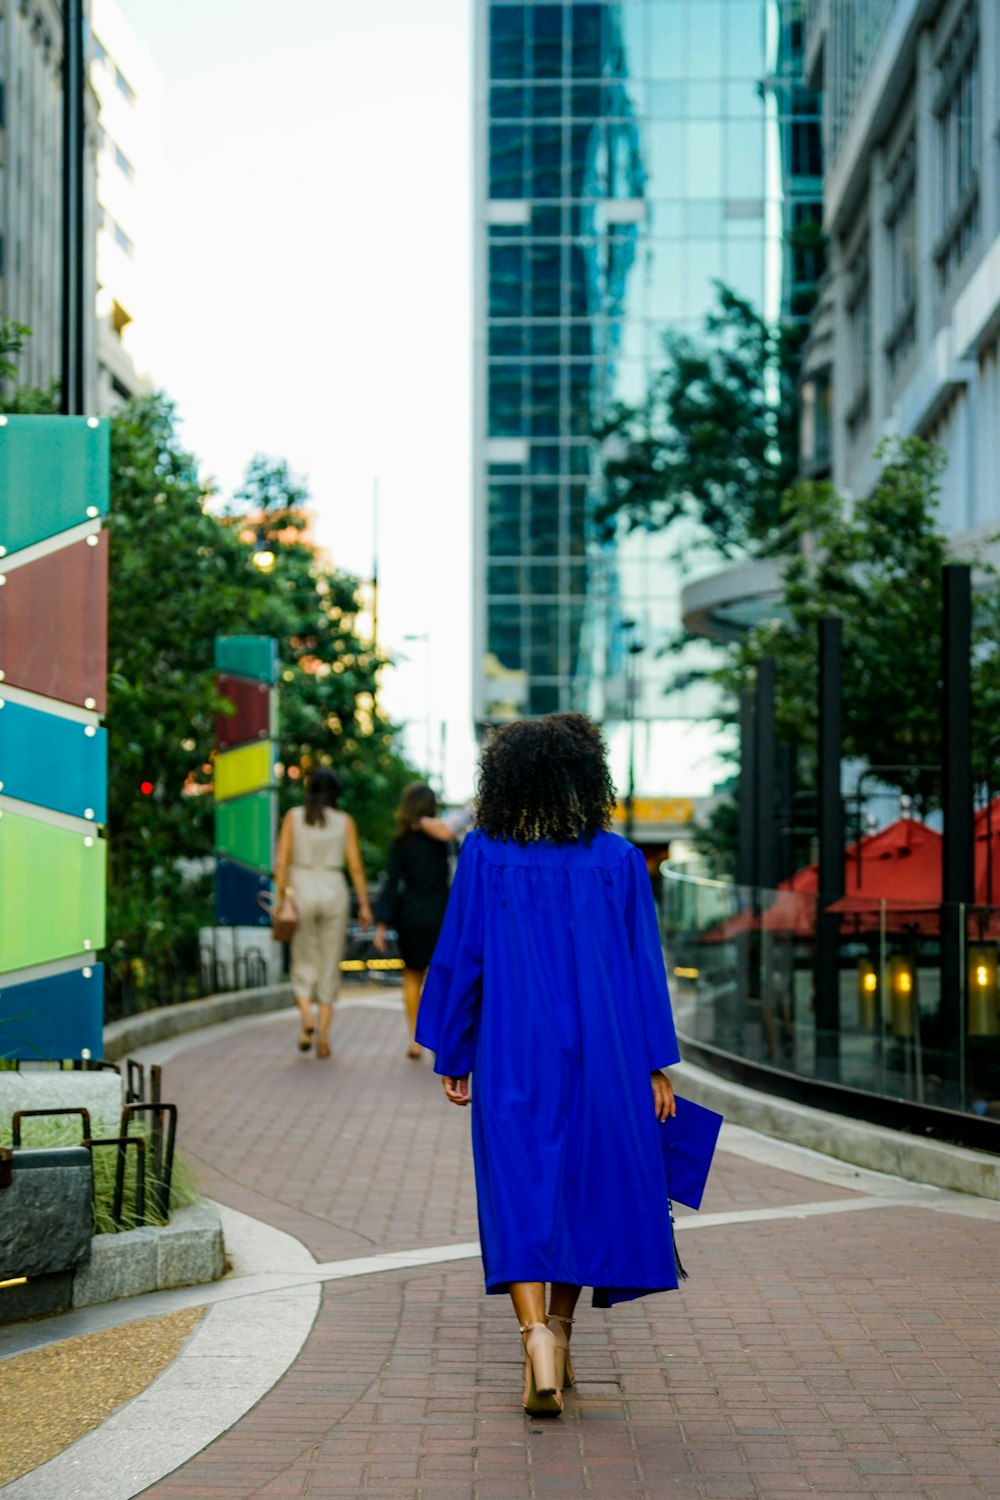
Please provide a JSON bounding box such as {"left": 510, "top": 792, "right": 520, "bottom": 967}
{"left": 0, "top": 964, "right": 105, "bottom": 1061}
{"left": 0, "top": 698, "right": 107, "bottom": 823}
{"left": 216, "top": 858, "right": 272, "bottom": 928}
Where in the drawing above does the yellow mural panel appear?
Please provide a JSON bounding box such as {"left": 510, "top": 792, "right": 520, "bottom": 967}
{"left": 215, "top": 741, "right": 273, "bottom": 803}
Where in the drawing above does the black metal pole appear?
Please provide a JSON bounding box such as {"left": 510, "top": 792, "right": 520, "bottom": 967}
{"left": 737, "top": 690, "right": 756, "bottom": 890}
{"left": 61, "top": 0, "right": 86, "bottom": 415}
{"left": 755, "top": 659, "right": 777, "bottom": 892}
{"left": 777, "top": 740, "right": 795, "bottom": 882}
{"left": 816, "top": 616, "right": 844, "bottom": 1080}
{"left": 941, "top": 563, "right": 973, "bottom": 1104}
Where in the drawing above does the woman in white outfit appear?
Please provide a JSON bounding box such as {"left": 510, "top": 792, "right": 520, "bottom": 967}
{"left": 274, "top": 769, "right": 373, "bottom": 1058}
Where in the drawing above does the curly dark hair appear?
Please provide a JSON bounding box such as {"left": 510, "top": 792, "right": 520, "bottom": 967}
{"left": 475, "top": 713, "right": 616, "bottom": 844}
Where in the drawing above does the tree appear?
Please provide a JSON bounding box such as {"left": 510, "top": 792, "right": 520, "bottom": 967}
{"left": 709, "top": 438, "right": 1000, "bottom": 840}
{"left": 0, "top": 319, "right": 58, "bottom": 414}
{"left": 225, "top": 455, "right": 418, "bottom": 872}
{"left": 599, "top": 284, "right": 808, "bottom": 558}
{"left": 106, "top": 416, "right": 417, "bottom": 1011}
{"left": 106, "top": 394, "right": 259, "bottom": 1009}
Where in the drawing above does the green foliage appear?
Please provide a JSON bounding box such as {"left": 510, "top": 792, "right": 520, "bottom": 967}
{"left": 224, "top": 455, "right": 418, "bottom": 871}
{"left": 600, "top": 283, "right": 807, "bottom": 558}
{"left": 106, "top": 412, "right": 417, "bottom": 1012}
{"left": 0, "top": 318, "right": 30, "bottom": 384}
{"left": 0, "top": 1113, "right": 200, "bottom": 1233}
{"left": 710, "top": 438, "right": 1000, "bottom": 826}
{"left": 0, "top": 319, "right": 59, "bottom": 412}
{"left": 105, "top": 395, "right": 256, "bottom": 1010}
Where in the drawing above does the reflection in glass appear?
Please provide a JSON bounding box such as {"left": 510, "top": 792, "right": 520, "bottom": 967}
{"left": 479, "top": 0, "right": 822, "bottom": 727}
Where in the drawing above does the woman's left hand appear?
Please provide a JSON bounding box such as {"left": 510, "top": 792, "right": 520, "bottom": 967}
{"left": 358, "top": 903, "right": 373, "bottom": 930}
{"left": 651, "top": 1071, "right": 676, "bottom": 1121}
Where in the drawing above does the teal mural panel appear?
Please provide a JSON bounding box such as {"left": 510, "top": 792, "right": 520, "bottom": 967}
{"left": 0, "top": 965, "right": 104, "bottom": 1061}
{"left": 0, "top": 416, "right": 110, "bottom": 557}
{"left": 214, "top": 636, "right": 278, "bottom": 685}
{"left": 0, "top": 699, "right": 107, "bottom": 823}
{"left": 0, "top": 809, "right": 106, "bottom": 976}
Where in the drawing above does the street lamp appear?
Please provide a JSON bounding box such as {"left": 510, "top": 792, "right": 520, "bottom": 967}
{"left": 251, "top": 529, "right": 276, "bottom": 573}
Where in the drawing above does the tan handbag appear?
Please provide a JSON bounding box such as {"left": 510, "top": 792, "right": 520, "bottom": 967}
{"left": 258, "top": 890, "right": 298, "bottom": 944}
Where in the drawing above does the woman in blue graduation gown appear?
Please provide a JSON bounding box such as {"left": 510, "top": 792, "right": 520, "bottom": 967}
{"left": 416, "top": 713, "right": 681, "bottom": 1416}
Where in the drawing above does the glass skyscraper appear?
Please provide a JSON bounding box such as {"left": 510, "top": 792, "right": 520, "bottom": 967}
{"left": 473, "top": 2, "right": 821, "bottom": 782}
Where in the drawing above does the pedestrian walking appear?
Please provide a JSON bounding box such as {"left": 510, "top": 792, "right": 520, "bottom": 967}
{"left": 374, "top": 782, "right": 454, "bottom": 1059}
{"left": 416, "top": 713, "right": 682, "bottom": 1416}
{"left": 274, "top": 768, "right": 372, "bottom": 1059}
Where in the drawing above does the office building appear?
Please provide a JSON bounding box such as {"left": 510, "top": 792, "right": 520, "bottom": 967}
{"left": 473, "top": 1, "right": 821, "bottom": 795}
{"left": 797, "top": 0, "right": 1000, "bottom": 551}
{"left": 90, "top": 0, "right": 163, "bottom": 409}
{"left": 0, "top": 0, "right": 98, "bottom": 406}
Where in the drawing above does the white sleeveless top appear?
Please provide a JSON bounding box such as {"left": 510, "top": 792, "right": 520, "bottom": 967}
{"left": 290, "top": 806, "right": 348, "bottom": 906}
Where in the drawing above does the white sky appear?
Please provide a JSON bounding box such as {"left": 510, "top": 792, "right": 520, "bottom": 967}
{"left": 117, "top": 0, "right": 477, "bottom": 799}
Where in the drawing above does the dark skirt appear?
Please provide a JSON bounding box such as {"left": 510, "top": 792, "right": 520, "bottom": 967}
{"left": 397, "top": 908, "right": 446, "bottom": 971}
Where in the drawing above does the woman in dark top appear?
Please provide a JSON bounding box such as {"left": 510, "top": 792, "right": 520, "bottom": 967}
{"left": 374, "top": 782, "right": 453, "bottom": 1058}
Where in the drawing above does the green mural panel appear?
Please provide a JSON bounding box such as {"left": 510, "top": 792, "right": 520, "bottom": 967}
{"left": 0, "top": 809, "right": 106, "bottom": 976}
{"left": 216, "top": 791, "right": 274, "bottom": 873}
{"left": 0, "top": 416, "right": 110, "bottom": 557}
{"left": 214, "top": 636, "right": 277, "bottom": 685}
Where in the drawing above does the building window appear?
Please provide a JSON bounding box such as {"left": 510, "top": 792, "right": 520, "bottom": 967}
{"left": 91, "top": 33, "right": 108, "bottom": 65}
{"left": 114, "top": 145, "right": 135, "bottom": 181}
{"left": 884, "top": 134, "right": 917, "bottom": 375}
{"left": 113, "top": 222, "right": 135, "bottom": 257}
{"left": 845, "top": 236, "right": 871, "bottom": 437}
{"left": 115, "top": 66, "right": 137, "bottom": 106}
{"left": 934, "top": 3, "right": 979, "bottom": 286}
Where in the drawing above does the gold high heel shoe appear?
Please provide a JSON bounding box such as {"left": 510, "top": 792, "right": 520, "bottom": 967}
{"left": 520, "top": 1322, "right": 563, "bottom": 1416}
{"left": 546, "top": 1312, "right": 575, "bottom": 1389}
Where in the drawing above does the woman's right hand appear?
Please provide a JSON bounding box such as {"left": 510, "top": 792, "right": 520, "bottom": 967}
{"left": 374, "top": 922, "right": 388, "bottom": 954}
{"left": 443, "top": 1075, "right": 471, "bottom": 1106}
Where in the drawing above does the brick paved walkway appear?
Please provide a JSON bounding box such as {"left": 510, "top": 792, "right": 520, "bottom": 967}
{"left": 140, "top": 998, "right": 1000, "bottom": 1500}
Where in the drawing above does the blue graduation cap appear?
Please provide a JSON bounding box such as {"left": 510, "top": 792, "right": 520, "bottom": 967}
{"left": 659, "top": 1095, "right": 723, "bottom": 1210}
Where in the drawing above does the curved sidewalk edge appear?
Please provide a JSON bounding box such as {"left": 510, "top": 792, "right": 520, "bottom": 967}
{"left": 675, "top": 1056, "right": 1000, "bottom": 1201}
{"left": 0, "top": 1204, "right": 322, "bottom": 1500}
{"left": 102, "top": 984, "right": 295, "bottom": 1061}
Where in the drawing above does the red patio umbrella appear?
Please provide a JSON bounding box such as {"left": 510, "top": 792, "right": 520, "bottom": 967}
{"left": 768, "top": 818, "right": 942, "bottom": 935}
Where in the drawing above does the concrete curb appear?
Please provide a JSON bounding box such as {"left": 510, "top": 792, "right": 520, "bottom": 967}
{"left": 102, "top": 984, "right": 294, "bottom": 1061}
{"left": 674, "top": 1057, "right": 1000, "bottom": 1201}
{"left": 71, "top": 1200, "right": 226, "bottom": 1309}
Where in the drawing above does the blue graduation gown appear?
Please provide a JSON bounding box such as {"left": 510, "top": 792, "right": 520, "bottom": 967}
{"left": 415, "top": 829, "right": 682, "bottom": 1307}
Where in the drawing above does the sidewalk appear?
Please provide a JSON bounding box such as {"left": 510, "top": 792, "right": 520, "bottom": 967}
{"left": 6, "top": 991, "right": 1000, "bottom": 1499}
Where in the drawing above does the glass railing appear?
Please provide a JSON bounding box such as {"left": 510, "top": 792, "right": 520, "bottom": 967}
{"left": 662, "top": 865, "right": 1000, "bottom": 1121}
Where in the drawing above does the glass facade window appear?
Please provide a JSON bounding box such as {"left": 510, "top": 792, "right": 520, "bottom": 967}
{"left": 823, "top": 0, "right": 896, "bottom": 163}
{"left": 475, "top": 0, "right": 822, "bottom": 728}
{"left": 846, "top": 237, "right": 872, "bottom": 438}
{"left": 934, "top": 2, "right": 980, "bottom": 287}
{"left": 885, "top": 134, "right": 917, "bottom": 377}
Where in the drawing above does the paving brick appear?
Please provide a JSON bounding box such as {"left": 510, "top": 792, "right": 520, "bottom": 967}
{"left": 115, "top": 1002, "right": 1000, "bottom": 1500}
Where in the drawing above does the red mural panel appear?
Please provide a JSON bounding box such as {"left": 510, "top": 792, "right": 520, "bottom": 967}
{"left": 216, "top": 674, "right": 272, "bottom": 749}
{"left": 0, "top": 533, "right": 108, "bottom": 712}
